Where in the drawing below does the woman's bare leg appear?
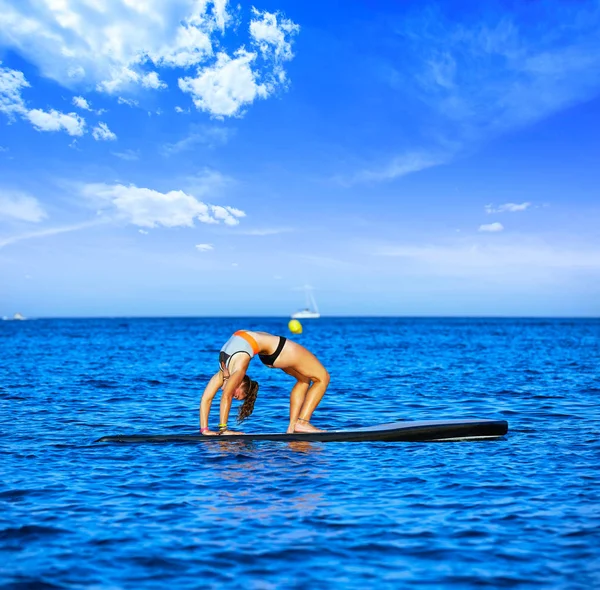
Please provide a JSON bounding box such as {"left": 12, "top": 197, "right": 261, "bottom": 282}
{"left": 284, "top": 368, "right": 311, "bottom": 433}
{"left": 295, "top": 372, "right": 330, "bottom": 433}
{"left": 275, "top": 341, "right": 330, "bottom": 433}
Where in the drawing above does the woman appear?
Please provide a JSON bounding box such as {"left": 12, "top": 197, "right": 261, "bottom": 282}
{"left": 199, "top": 330, "right": 330, "bottom": 435}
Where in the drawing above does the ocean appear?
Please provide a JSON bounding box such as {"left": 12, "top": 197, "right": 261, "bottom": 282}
{"left": 1, "top": 317, "right": 598, "bottom": 588}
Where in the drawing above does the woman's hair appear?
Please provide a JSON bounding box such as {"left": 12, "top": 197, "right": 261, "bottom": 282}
{"left": 236, "top": 375, "right": 259, "bottom": 424}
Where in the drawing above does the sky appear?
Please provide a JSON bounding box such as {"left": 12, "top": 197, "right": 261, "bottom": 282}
{"left": 1, "top": 0, "right": 599, "bottom": 318}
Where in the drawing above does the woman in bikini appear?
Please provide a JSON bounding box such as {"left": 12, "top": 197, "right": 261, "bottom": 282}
{"left": 199, "top": 330, "right": 330, "bottom": 435}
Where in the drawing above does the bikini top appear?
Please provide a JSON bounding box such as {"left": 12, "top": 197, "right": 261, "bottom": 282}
{"left": 219, "top": 330, "right": 260, "bottom": 372}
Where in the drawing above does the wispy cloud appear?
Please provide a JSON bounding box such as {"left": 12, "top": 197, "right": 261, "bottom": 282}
{"left": 340, "top": 151, "right": 447, "bottom": 185}
{"left": 0, "top": 220, "right": 103, "bottom": 249}
{"left": 195, "top": 243, "right": 214, "bottom": 252}
{"left": 92, "top": 122, "right": 117, "bottom": 141}
{"left": 376, "top": 238, "right": 600, "bottom": 276}
{"left": 297, "top": 254, "right": 356, "bottom": 269}
{"left": 485, "top": 202, "right": 531, "bottom": 214}
{"left": 479, "top": 222, "right": 504, "bottom": 233}
{"left": 236, "top": 227, "right": 292, "bottom": 236}
{"left": 73, "top": 96, "right": 106, "bottom": 115}
{"left": 162, "top": 125, "right": 234, "bottom": 155}
{"left": 354, "top": 3, "right": 600, "bottom": 183}
{"left": 112, "top": 149, "right": 140, "bottom": 161}
{"left": 117, "top": 97, "right": 139, "bottom": 107}
{"left": 0, "top": 190, "right": 47, "bottom": 222}
{"left": 181, "top": 168, "right": 233, "bottom": 198}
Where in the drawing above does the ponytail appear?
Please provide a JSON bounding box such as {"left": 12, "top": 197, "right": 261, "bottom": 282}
{"left": 237, "top": 376, "right": 259, "bottom": 424}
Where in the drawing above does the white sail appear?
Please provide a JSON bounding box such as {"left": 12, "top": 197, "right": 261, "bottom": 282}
{"left": 291, "top": 286, "right": 320, "bottom": 319}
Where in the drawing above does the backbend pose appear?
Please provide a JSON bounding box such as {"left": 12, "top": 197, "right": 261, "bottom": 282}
{"left": 199, "top": 330, "right": 330, "bottom": 435}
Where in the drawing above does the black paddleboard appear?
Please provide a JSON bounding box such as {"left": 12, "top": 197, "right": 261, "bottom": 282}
{"left": 95, "top": 419, "right": 508, "bottom": 444}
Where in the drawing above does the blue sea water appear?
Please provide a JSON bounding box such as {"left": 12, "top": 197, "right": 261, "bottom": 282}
{"left": 1, "top": 317, "right": 599, "bottom": 589}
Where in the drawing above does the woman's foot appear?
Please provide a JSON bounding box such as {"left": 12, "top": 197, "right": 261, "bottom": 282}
{"left": 294, "top": 419, "right": 324, "bottom": 433}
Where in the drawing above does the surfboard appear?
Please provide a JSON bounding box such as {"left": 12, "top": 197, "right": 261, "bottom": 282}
{"left": 95, "top": 418, "right": 508, "bottom": 444}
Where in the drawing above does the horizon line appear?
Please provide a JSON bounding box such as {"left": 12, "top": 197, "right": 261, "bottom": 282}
{"left": 3, "top": 315, "right": 599, "bottom": 320}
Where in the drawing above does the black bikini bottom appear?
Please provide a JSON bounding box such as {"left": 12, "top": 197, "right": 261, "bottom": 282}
{"left": 259, "top": 336, "right": 287, "bottom": 367}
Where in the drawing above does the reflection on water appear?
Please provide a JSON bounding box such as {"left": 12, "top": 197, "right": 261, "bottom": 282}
{"left": 284, "top": 441, "right": 323, "bottom": 454}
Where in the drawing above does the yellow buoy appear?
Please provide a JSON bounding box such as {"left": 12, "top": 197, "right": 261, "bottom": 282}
{"left": 288, "top": 319, "right": 303, "bottom": 334}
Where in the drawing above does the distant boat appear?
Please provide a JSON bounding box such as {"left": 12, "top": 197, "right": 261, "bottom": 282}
{"left": 7, "top": 313, "right": 27, "bottom": 321}
{"left": 291, "top": 287, "right": 320, "bottom": 319}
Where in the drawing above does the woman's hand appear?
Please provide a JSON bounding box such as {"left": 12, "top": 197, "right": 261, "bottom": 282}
{"left": 201, "top": 429, "right": 219, "bottom": 436}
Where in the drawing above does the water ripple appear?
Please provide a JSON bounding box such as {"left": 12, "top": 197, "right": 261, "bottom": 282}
{"left": 1, "top": 317, "right": 599, "bottom": 588}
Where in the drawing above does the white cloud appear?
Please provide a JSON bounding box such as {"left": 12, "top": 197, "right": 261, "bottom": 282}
{"left": 250, "top": 8, "right": 300, "bottom": 62}
{"left": 26, "top": 109, "right": 86, "bottom": 136}
{"left": 139, "top": 229, "right": 148, "bottom": 234}
{"left": 485, "top": 202, "right": 532, "bottom": 214}
{"left": 195, "top": 243, "right": 214, "bottom": 251}
{"left": 141, "top": 71, "right": 166, "bottom": 90}
{"left": 0, "top": 1, "right": 225, "bottom": 90}
{"left": 179, "top": 49, "right": 268, "bottom": 118}
{"left": 92, "top": 122, "right": 117, "bottom": 141}
{"left": 0, "top": 2, "right": 298, "bottom": 118}
{"left": 112, "top": 149, "right": 140, "bottom": 161}
{"left": 147, "top": 21, "right": 213, "bottom": 68}
{"left": 0, "top": 63, "right": 29, "bottom": 118}
{"left": 2, "top": 64, "right": 88, "bottom": 136}
{"left": 72, "top": 96, "right": 92, "bottom": 110}
{"left": 97, "top": 67, "right": 142, "bottom": 93}
{"left": 82, "top": 182, "right": 246, "bottom": 228}
{"left": 478, "top": 222, "right": 504, "bottom": 233}
{"left": 175, "top": 106, "right": 189, "bottom": 113}
{"left": 177, "top": 11, "right": 299, "bottom": 117}
{"left": 0, "top": 190, "right": 47, "bottom": 222}
{"left": 211, "top": 205, "right": 245, "bottom": 225}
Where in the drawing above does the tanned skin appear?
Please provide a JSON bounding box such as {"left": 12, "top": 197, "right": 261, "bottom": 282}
{"left": 199, "top": 331, "right": 330, "bottom": 434}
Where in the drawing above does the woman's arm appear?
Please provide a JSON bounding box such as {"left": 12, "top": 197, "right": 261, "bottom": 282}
{"left": 219, "top": 355, "right": 250, "bottom": 433}
{"left": 199, "top": 371, "right": 224, "bottom": 434}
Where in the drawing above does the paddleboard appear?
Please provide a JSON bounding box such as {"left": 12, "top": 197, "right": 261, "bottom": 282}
{"left": 96, "top": 418, "right": 508, "bottom": 444}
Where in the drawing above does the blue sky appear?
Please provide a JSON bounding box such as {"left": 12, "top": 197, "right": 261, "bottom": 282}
{"left": 1, "top": 0, "right": 599, "bottom": 317}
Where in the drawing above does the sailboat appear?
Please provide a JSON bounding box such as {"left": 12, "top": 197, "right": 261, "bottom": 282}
{"left": 291, "top": 286, "right": 320, "bottom": 319}
{"left": 3, "top": 313, "right": 26, "bottom": 321}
